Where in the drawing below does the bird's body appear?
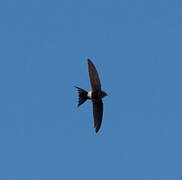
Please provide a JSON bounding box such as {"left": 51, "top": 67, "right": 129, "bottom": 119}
{"left": 75, "top": 59, "right": 107, "bottom": 133}
{"left": 87, "top": 90, "right": 106, "bottom": 100}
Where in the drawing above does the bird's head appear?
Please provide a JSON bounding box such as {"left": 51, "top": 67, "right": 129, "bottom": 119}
{"left": 102, "top": 91, "right": 108, "bottom": 98}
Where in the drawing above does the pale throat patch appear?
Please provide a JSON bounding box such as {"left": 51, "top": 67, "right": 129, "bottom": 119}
{"left": 87, "top": 91, "right": 92, "bottom": 98}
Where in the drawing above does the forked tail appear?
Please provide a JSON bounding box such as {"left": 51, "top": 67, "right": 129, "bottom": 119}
{"left": 74, "top": 86, "right": 88, "bottom": 107}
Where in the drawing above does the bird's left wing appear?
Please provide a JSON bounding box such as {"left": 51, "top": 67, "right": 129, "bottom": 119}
{"left": 88, "top": 59, "right": 101, "bottom": 91}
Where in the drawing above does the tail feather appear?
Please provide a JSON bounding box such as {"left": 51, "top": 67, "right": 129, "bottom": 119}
{"left": 74, "top": 86, "right": 88, "bottom": 107}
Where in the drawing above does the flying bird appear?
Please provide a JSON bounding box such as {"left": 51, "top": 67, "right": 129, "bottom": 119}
{"left": 75, "top": 59, "right": 107, "bottom": 133}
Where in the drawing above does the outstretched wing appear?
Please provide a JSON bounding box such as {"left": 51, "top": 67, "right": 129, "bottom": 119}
{"left": 88, "top": 59, "right": 101, "bottom": 91}
{"left": 92, "top": 99, "right": 103, "bottom": 133}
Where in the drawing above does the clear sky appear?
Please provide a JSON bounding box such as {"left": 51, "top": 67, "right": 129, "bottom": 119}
{"left": 0, "top": 0, "right": 182, "bottom": 179}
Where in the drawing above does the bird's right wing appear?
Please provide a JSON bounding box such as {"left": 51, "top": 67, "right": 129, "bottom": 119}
{"left": 92, "top": 99, "right": 103, "bottom": 133}
{"left": 88, "top": 59, "right": 101, "bottom": 91}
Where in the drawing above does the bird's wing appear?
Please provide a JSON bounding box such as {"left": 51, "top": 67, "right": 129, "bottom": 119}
{"left": 88, "top": 59, "right": 101, "bottom": 91}
{"left": 92, "top": 99, "right": 103, "bottom": 133}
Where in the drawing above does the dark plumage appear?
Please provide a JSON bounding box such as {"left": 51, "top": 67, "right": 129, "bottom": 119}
{"left": 75, "top": 59, "right": 107, "bottom": 133}
{"left": 74, "top": 86, "right": 88, "bottom": 107}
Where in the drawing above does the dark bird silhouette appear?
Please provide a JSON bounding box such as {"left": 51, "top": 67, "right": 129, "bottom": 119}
{"left": 75, "top": 59, "right": 107, "bottom": 133}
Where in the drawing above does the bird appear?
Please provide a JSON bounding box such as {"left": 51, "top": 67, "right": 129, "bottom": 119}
{"left": 75, "top": 59, "right": 107, "bottom": 133}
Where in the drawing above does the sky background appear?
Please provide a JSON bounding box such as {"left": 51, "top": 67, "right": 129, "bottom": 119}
{"left": 0, "top": 0, "right": 182, "bottom": 179}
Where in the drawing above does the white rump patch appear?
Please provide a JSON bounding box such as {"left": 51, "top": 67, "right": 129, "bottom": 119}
{"left": 87, "top": 91, "right": 92, "bottom": 99}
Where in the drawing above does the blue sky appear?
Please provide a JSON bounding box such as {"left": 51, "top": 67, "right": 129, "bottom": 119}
{"left": 0, "top": 0, "right": 182, "bottom": 179}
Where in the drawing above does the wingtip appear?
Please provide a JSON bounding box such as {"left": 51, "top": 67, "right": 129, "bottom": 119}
{"left": 87, "top": 58, "right": 92, "bottom": 63}
{"left": 95, "top": 127, "right": 99, "bottom": 133}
